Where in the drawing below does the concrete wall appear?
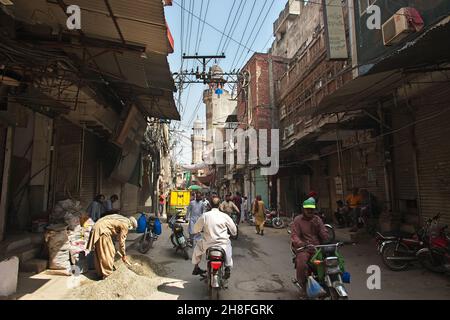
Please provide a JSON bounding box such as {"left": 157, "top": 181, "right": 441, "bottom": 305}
{"left": 29, "top": 113, "right": 53, "bottom": 220}
{"left": 271, "top": 1, "right": 322, "bottom": 60}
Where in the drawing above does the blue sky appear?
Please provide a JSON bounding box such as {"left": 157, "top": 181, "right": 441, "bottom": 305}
{"left": 164, "top": 0, "right": 287, "bottom": 164}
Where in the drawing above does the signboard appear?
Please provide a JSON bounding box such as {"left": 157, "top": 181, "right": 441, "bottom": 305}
{"left": 323, "top": 0, "right": 349, "bottom": 60}
{"left": 334, "top": 176, "right": 344, "bottom": 195}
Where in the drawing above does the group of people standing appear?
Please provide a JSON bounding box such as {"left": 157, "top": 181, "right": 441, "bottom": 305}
{"left": 86, "top": 194, "right": 120, "bottom": 222}
{"left": 334, "top": 187, "right": 380, "bottom": 233}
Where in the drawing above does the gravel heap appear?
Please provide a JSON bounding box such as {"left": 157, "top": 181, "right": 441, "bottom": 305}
{"left": 69, "top": 255, "right": 169, "bottom": 300}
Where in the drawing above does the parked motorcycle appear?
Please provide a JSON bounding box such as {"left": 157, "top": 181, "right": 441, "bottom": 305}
{"left": 378, "top": 213, "right": 440, "bottom": 271}
{"left": 416, "top": 224, "right": 450, "bottom": 273}
{"left": 291, "top": 242, "right": 349, "bottom": 300}
{"left": 138, "top": 215, "right": 159, "bottom": 254}
{"left": 204, "top": 246, "right": 227, "bottom": 300}
{"left": 230, "top": 212, "right": 239, "bottom": 240}
{"left": 264, "top": 209, "right": 285, "bottom": 229}
{"left": 168, "top": 212, "right": 190, "bottom": 260}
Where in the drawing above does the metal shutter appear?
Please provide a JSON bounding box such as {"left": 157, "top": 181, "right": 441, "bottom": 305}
{"left": 415, "top": 86, "right": 450, "bottom": 226}
{"left": 80, "top": 130, "right": 98, "bottom": 209}
{"left": 53, "top": 119, "right": 81, "bottom": 202}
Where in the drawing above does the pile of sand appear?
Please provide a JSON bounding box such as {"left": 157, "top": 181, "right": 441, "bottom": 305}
{"left": 69, "top": 255, "right": 169, "bottom": 300}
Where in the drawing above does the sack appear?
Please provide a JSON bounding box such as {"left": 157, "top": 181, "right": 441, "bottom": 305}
{"left": 306, "top": 276, "right": 326, "bottom": 299}
{"left": 153, "top": 218, "right": 162, "bottom": 235}
{"left": 136, "top": 213, "right": 147, "bottom": 233}
{"left": 45, "top": 226, "right": 71, "bottom": 272}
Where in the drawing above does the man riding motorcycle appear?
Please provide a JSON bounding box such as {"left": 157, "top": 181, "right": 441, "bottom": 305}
{"left": 191, "top": 196, "right": 237, "bottom": 279}
{"left": 291, "top": 197, "right": 329, "bottom": 294}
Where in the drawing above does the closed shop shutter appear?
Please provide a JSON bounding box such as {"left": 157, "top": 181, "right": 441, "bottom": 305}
{"left": 54, "top": 119, "right": 81, "bottom": 202}
{"left": 415, "top": 86, "right": 450, "bottom": 226}
{"left": 80, "top": 130, "right": 97, "bottom": 209}
{"left": 0, "top": 128, "right": 6, "bottom": 196}
{"left": 392, "top": 109, "right": 417, "bottom": 202}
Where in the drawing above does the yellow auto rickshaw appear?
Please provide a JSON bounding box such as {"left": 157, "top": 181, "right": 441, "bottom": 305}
{"left": 167, "top": 190, "right": 191, "bottom": 221}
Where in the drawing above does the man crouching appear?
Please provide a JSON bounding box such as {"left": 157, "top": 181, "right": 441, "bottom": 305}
{"left": 191, "top": 196, "right": 237, "bottom": 279}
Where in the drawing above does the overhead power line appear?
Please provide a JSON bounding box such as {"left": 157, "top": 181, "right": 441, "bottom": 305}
{"left": 231, "top": 0, "right": 268, "bottom": 71}
{"left": 196, "top": 0, "right": 210, "bottom": 53}
{"left": 237, "top": 0, "right": 276, "bottom": 69}
{"left": 173, "top": 0, "right": 256, "bottom": 54}
{"left": 216, "top": 0, "right": 237, "bottom": 55}
{"left": 221, "top": 0, "right": 246, "bottom": 55}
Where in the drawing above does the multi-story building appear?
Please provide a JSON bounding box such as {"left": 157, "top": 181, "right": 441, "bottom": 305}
{"left": 273, "top": 0, "right": 450, "bottom": 229}
{"left": 0, "top": 1, "right": 178, "bottom": 241}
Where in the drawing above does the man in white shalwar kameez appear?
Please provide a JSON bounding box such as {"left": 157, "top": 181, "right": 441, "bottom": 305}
{"left": 191, "top": 196, "right": 237, "bottom": 279}
{"left": 187, "top": 192, "right": 206, "bottom": 245}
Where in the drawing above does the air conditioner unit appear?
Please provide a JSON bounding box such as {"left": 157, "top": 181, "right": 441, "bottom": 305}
{"left": 382, "top": 8, "right": 414, "bottom": 46}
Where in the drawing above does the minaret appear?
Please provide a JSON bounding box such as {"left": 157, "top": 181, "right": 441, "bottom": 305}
{"left": 191, "top": 117, "right": 204, "bottom": 164}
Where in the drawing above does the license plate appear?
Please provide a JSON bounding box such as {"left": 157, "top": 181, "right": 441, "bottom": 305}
{"left": 178, "top": 236, "right": 186, "bottom": 244}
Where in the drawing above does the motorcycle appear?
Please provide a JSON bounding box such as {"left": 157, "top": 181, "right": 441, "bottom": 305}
{"left": 138, "top": 215, "right": 159, "bottom": 254}
{"left": 378, "top": 213, "right": 440, "bottom": 271}
{"left": 291, "top": 242, "right": 349, "bottom": 300}
{"left": 416, "top": 223, "right": 450, "bottom": 274}
{"left": 168, "top": 212, "right": 190, "bottom": 260}
{"left": 204, "top": 246, "right": 227, "bottom": 300}
{"left": 230, "top": 212, "right": 239, "bottom": 240}
{"left": 264, "top": 209, "right": 285, "bottom": 229}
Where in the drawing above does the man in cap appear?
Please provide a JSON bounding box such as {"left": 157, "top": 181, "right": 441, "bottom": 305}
{"left": 87, "top": 214, "right": 138, "bottom": 279}
{"left": 290, "top": 197, "right": 329, "bottom": 294}
{"left": 191, "top": 196, "right": 237, "bottom": 279}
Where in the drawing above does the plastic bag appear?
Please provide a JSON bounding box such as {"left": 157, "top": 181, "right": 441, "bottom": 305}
{"left": 306, "top": 276, "right": 326, "bottom": 299}
{"left": 153, "top": 218, "right": 162, "bottom": 235}
{"left": 342, "top": 271, "right": 351, "bottom": 284}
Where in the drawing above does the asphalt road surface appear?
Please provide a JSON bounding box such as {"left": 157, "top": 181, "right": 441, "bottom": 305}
{"left": 129, "top": 221, "right": 450, "bottom": 300}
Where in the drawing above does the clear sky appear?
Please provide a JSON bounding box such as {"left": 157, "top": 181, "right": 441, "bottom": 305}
{"left": 164, "top": 0, "right": 287, "bottom": 164}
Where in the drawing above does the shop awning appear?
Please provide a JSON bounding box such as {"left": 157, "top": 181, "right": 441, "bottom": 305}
{"left": 314, "top": 15, "right": 450, "bottom": 116}
{"left": 8, "top": 0, "right": 173, "bottom": 54}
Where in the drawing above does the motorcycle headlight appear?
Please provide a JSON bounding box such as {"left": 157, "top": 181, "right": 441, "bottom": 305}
{"left": 325, "top": 257, "right": 339, "bottom": 267}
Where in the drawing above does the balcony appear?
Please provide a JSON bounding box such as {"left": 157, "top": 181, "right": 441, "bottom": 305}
{"left": 273, "top": 0, "right": 301, "bottom": 35}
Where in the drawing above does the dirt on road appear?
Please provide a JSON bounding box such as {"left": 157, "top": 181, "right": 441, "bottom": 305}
{"left": 68, "top": 255, "right": 170, "bottom": 300}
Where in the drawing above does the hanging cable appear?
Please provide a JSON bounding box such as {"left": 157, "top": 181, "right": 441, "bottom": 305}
{"left": 221, "top": 0, "right": 246, "bottom": 55}
{"left": 216, "top": 0, "right": 237, "bottom": 55}
{"left": 230, "top": 0, "right": 268, "bottom": 71}
{"left": 196, "top": 0, "right": 211, "bottom": 53}
{"left": 236, "top": 0, "right": 276, "bottom": 70}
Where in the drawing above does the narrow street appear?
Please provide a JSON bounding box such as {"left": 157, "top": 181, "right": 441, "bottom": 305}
{"left": 128, "top": 222, "right": 450, "bottom": 300}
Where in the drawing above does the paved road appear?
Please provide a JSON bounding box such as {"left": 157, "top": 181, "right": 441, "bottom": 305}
{"left": 129, "top": 221, "right": 450, "bottom": 300}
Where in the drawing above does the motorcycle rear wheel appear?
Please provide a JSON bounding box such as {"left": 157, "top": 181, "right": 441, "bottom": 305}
{"left": 381, "top": 242, "right": 410, "bottom": 271}
{"left": 273, "top": 218, "right": 284, "bottom": 229}
{"left": 170, "top": 233, "right": 178, "bottom": 247}
{"left": 209, "top": 287, "right": 220, "bottom": 300}
{"left": 182, "top": 247, "right": 190, "bottom": 260}
{"left": 417, "top": 250, "right": 447, "bottom": 273}
{"left": 138, "top": 233, "right": 153, "bottom": 254}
